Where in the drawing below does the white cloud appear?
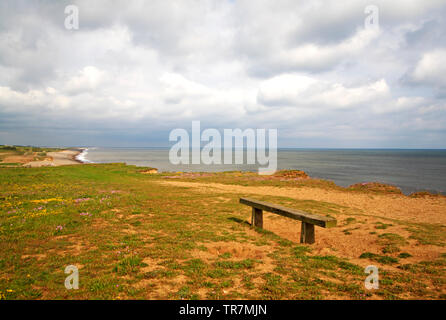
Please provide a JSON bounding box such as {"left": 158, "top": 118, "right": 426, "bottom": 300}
{"left": 65, "top": 66, "right": 106, "bottom": 94}
{"left": 411, "top": 49, "right": 446, "bottom": 88}
{"left": 309, "top": 79, "right": 390, "bottom": 108}
{"left": 372, "top": 96, "right": 427, "bottom": 114}
{"left": 272, "top": 28, "right": 381, "bottom": 73}
{"left": 258, "top": 75, "right": 389, "bottom": 109}
{"left": 257, "top": 74, "right": 316, "bottom": 106}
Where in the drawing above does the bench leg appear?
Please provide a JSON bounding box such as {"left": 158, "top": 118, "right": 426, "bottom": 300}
{"left": 252, "top": 208, "right": 263, "bottom": 228}
{"left": 300, "top": 222, "right": 315, "bottom": 244}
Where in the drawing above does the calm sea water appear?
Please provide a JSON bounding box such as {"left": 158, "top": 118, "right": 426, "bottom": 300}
{"left": 81, "top": 148, "right": 446, "bottom": 195}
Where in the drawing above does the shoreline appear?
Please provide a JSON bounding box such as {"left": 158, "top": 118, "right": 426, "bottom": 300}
{"left": 71, "top": 147, "right": 89, "bottom": 164}
{"left": 16, "top": 148, "right": 446, "bottom": 197}
{"left": 23, "top": 149, "right": 83, "bottom": 167}
{"left": 74, "top": 147, "right": 446, "bottom": 196}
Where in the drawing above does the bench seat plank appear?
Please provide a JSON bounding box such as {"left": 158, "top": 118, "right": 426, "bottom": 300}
{"left": 240, "top": 197, "right": 337, "bottom": 228}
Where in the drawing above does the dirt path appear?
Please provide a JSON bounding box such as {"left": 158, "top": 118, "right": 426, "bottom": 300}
{"left": 157, "top": 181, "right": 446, "bottom": 225}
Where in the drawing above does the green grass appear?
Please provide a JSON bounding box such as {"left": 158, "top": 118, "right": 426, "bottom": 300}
{"left": 377, "top": 233, "right": 408, "bottom": 254}
{"left": 214, "top": 259, "right": 255, "bottom": 270}
{"left": 406, "top": 224, "right": 446, "bottom": 247}
{"left": 359, "top": 252, "right": 399, "bottom": 265}
{"left": 0, "top": 145, "right": 61, "bottom": 153}
{"left": 113, "top": 256, "right": 146, "bottom": 275}
{"left": 375, "top": 222, "right": 393, "bottom": 230}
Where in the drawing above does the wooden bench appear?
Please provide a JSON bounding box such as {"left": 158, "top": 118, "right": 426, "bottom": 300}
{"left": 240, "top": 197, "right": 337, "bottom": 244}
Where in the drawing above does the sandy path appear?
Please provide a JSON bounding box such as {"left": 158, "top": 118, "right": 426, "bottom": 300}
{"left": 24, "top": 150, "right": 81, "bottom": 167}
{"left": 157, "top": 181, "right": 446, "bottom": 225}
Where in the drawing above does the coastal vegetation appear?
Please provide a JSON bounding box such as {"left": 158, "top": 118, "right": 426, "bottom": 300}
{"left": 0, "top": 145, "right": 63, "bottom": 167}
{"left": 0, "top": 163, "right": 445, "bottom": 299}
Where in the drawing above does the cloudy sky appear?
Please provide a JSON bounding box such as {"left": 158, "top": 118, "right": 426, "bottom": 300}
{"left": 1, "top": 0, "right": 446, "bottom": 148}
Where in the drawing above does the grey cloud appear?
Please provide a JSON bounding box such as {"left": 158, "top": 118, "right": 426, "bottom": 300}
{"left": 0, "top": 0, "right": 445, "bottom": 148}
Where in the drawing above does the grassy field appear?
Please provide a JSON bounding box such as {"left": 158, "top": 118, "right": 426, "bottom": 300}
{"left": 0, "top": 163, "right": 445, "bottom": 300}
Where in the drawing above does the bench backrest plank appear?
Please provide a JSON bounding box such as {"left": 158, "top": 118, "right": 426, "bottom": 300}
{"left": 240, "top": 197, "right": 337, "bottom": 228}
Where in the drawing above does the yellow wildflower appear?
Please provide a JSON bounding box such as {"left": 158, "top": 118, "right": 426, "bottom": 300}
{"left": 30, "top": 198, "right": 64, "bottom": 204}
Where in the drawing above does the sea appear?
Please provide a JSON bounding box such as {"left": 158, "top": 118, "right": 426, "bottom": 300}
{"left": 77, "top": 147, "right": 446, "bottom": 195}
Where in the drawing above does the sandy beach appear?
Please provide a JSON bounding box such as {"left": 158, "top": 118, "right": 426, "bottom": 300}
{"left": 24, "top": 149, "right": 83, "bottom": 167}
